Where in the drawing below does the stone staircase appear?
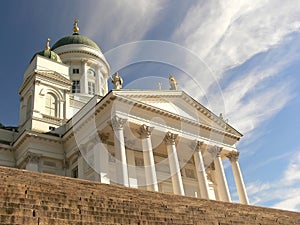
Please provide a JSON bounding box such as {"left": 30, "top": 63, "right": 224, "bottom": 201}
{"left": 0, "top": 166, "right": 299, "bottom": 225}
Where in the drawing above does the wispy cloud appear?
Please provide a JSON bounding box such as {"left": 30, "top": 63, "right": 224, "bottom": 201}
{"left": 172, "top": 0, "right": 300, "bottom": 137}
{"left": 246, "top": 152, "right": 300, "bottom": 211}
{"left": 225, "top": 74, "right": 293, "bottom": 134}
{"left": 172, "top": 1, "right": 300, "bottom": 211}
{"left": 173, "top": 0, "right": 300, "bottom": 74}
{"left": 282, "top": 153, "right": 300, "bottom": 186}
{"left": 77, "top": 0, "right": 167, "bottom": 49}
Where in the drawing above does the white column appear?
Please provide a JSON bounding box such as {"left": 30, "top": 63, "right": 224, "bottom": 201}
{"left": 59, "top": 99, "right": 64, "bottom": 119}
{"left": 164, "top": 132, "right": 185, "bottom": 195}
{"left": 25, "top": 152, "right": 41, "bottom": 172}
{"left": 111, "top": 115, "right": 129, "bottom": 187}
{"left": 126, "top": 150, "right": 138, "bottom": 188}
{"left": 227, "top": 151, "right": 249, "bottom": 204}
{"left": 97, "top": 133, "right": 110, "bottom": 184}
{"left": 95, "top": 66, "right": 100, "bottom": 94}
{"left": 193, "top": 141, "right": 210, "bottom": 199}
{"left": 77, "top": 152, "right": 85, "bottom": 179}
{"left": 81, "top": 60, "right": 88, "bottom": 94}
{"left": 140, "top": 124, "right": 158, "bottom": 191}
{"left": 211, "top": 147, "right": 231, "bottom": 202}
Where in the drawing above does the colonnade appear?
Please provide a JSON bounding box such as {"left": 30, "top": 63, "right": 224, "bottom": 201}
{"left": 77, "top": 115, "right": 249, "bottom": 204}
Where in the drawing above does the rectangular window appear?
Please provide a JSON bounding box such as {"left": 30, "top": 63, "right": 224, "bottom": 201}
{"left": 73, "top": 68, "right": 79, "bottom": 74}
{"left": 72, "top": 80, "right": 80, "bottom": 93}
{"left": 88, "top": 81, "right": 95, "bottom": 95}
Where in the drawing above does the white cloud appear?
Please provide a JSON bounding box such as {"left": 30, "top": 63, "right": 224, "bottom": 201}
{"left": 225, "top": 77, "right": 293, "bottom": 134}
{"left": 173, "top": 0, "right": 300, "bottom": 75}
{"left": 78, "top": 0, "right": 167, "bottom": 49}
{"left": 273, "top": 194, "right": 300, "bottom": 211}
{"left": 282, "top": 153, "right": 300, "bottom": 185}
{"left": 247, "top": 180, "right": 271, "bottom": 196}
{"left": 172, "top": 0, "right": 300, "bottom": 137}
{"left": 246, "top": 152, "right": 300, "bottom": 211}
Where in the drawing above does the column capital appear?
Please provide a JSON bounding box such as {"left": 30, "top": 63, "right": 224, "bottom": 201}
{"left": 26, "top": 152, "right": 41, "bottom": 164}
{"left": 226, "top": 151, "right": 240, "bottom": 162}
{"left": 164, "top": 131, "right": 178, "bottom": 145}
{"left": 110, "top": 115, "right": 127, "bottom": 130}
{"left": 194, "top": 140, "right": 204, "bottom": 152}
{"left": 207, "top": 145, "right": 222, "bottom": 157}
{"left": 139, "top": 124, "right": 154, "bottom": 138}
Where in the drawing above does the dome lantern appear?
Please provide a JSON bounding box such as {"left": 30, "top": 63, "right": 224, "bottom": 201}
{"left": 73, "top": 19, "right": 79, "bottom": 34}
{"left": 51, "top": 19, "right": 101, "bottom": 51}
{"left": 30, "top": 38, "right": 62, "bottom": 63}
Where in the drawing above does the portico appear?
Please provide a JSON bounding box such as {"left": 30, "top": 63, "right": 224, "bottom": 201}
{"left": 71, "top": 99, "right": 248, "bottom": 204}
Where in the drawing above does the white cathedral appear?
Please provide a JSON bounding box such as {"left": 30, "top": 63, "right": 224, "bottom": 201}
{"left": 0, "top": 20, "right": 249, "bottom": 204}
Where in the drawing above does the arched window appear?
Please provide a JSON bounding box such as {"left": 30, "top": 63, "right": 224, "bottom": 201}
{"left": 26, "top": 95, "right": 32, "bottom": 119}
{"left": 45, "top": 93, "right": 57, "bottom": 117}
{"left": 87, "top": 68, "right": 96, "bottom": 77}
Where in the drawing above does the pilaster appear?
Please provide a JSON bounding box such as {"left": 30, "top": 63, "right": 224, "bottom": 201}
{"left": 25, "top": 152, "right": 41, "bottom": 172}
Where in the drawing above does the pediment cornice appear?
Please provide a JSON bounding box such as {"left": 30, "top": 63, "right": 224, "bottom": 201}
{"left": 112, "top": 90, "right": 242, "bottom": 138}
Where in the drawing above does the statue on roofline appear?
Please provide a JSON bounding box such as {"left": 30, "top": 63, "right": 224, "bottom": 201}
{"left": 169, "top": 74, "right": 178, "bottom": 90}
{"left": 112, "top": 72, "right": 123, "bottom": 90}
{"left": 45, "top": 38, "right": 51, "bottom": 50}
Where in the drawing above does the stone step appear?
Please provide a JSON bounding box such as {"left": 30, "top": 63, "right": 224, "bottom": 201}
{"left": 1, "top": 166, "right": 300, "bottom": 225}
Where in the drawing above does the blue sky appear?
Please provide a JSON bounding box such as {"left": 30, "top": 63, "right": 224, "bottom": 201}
{"left": 1, "top": 1, "right": 300, "bottom": 211}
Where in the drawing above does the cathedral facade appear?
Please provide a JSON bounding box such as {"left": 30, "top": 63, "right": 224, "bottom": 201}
{"left": 0, "top": 20, "right": 249, "bottom": 204}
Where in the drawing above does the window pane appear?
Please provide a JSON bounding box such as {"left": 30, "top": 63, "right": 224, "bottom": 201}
{"left": 72, "top": 80, "right": 80, "bottom": 93}
{"left": 88, "top": 81, "right": 95, "bottom": 95}
{"left": 73, "top": 68, "right": 79, "bottom": 74}
{"left": 45, "top": 93, "right": 56, "bottom": 117}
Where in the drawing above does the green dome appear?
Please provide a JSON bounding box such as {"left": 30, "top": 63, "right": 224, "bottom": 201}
{"left": 31, "top": 50, "right": 62, "bottom": 63}
{"left": 52, "top": 33, "right": 100, "bottom": 51}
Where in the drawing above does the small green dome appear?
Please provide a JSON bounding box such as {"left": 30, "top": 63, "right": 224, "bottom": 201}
{"left": 52, "top": 33, "right": 101, "bottom": 51}
{"left": 31, "top": 49, "right": 62, "bottom": 63}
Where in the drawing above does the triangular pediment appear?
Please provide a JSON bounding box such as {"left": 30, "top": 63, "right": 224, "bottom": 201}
{"left": 35, "top": 70, "right": 72, "bottom": 85}
{"left": 19, "top": 70, "right": 72, "bottom": 94}
{"left": 112, "top": 90, "right": 242, "bottom": 138}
